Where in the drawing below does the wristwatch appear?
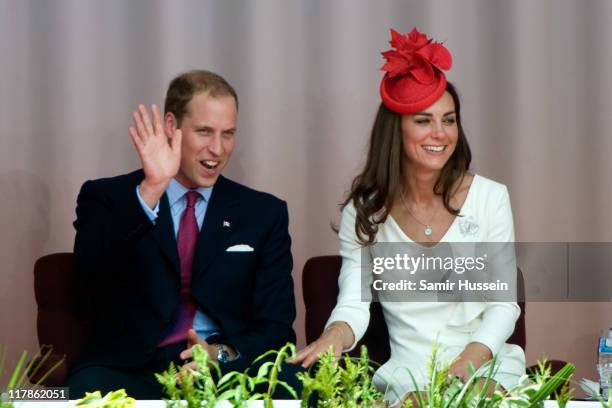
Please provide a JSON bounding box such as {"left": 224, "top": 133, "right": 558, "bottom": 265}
{"left": 215, "top": 344, "right": 231, "bottom": 363}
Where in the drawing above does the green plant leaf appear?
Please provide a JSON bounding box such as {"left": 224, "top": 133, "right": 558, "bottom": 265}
{"left": 6, "top": 351, "right": 27, "bottom": 390}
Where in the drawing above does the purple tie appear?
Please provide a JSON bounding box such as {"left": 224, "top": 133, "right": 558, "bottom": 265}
{"left": 159, "top": 191, "right": 200, "bottom": 346}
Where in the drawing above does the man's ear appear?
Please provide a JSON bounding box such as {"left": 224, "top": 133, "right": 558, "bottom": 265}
{"left": 164, "top": 112, "right": 177, "bottom": 137}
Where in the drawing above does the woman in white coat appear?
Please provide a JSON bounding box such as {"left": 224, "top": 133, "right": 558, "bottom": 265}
{"left": 293, "top": 27, "right": 525, "bottom": 405}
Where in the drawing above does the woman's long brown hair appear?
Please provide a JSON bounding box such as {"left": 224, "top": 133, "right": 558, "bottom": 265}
{"left": 342, "top": 82, "right": 472, "bottom": 246}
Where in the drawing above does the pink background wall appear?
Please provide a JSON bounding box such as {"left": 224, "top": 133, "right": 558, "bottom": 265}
{"left": 1, "top": 0, "right": 610, "bottom": 394}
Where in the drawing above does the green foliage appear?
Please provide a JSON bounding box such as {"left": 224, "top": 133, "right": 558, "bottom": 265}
{"left": 604, "top": 388, "right": 612, "bottom": 408}
{"left": 397, "top": 345, "right": 507, "bottom": 408}
{"left": 395, "top": 352, "right": 575, "bottom": 408}
{"left": 155, "top": 345, "right": 222, "bottom": 408}
{"left": 0, "top": 345, "right": 64, "bottom": 408}
{"left": 297, "top": 345, "right": 383, "bottom": 408}
{"left": 554, "top": 380, "right": 573, "bottom": 408}
{"left": 156, "top": 343, "right": 297, "bottom": 408}
{"left": 252, "top": 343, "right": 298, "bottom": 407}
{"left": 149, "top": 343, "right": 577, "bottom": 408}
{"left": 525, "top": 360, "right": 575, "bottom": 407}
{"left": 74, "top": 389, "right": 135, "bottom": 408}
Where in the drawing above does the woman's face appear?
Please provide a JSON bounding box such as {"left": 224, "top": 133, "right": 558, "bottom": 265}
{"left": 400, "top": 91, "right": 458, "bottom": 175}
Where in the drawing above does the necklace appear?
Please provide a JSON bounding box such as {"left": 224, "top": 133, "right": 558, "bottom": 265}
{"left": 399, "top": 190, "right": 434, "bottom": 237}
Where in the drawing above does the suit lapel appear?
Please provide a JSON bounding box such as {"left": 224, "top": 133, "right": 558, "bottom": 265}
{"left": 192, "top": 176, "right": 239, "bottom": 280}
{"left": 151, "top": 193, "right": 181, "bottom": 274}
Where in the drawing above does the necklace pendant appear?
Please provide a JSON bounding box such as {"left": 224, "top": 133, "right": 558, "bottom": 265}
{"left": 424, "top": 225, "right": 433, "bottom": 237}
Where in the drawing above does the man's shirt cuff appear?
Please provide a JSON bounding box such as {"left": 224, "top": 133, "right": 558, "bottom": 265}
{"left": 136, "top": 185, "right": 160, "bottom": 222}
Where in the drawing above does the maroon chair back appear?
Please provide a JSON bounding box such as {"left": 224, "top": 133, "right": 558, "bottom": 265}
{"left": 303, "top": 255, "right": 527, "bottom": 365}
{"left": 32, "top": 252, "right": 90, "bottom": 386}
{"left": 303, "top": 255, "right": 391, "bottom": 364}
{"left": 507, "top": 267, "right": 526, "bottom": 349}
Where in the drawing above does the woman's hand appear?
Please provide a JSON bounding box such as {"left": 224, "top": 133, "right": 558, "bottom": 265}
{"left": 448, "top": 342, "right": 493, "bottom": 382}
{"left": 291, "top": 322, "right": 354, "bottom": 368}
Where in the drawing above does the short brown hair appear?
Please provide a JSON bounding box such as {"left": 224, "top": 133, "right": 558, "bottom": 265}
{"left": 164, "top": 70, "right": 238, "bottom": 126}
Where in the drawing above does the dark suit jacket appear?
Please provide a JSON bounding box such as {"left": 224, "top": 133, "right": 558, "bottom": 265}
{"left": 72, "top": 170, "right": 296, "bottom": 371}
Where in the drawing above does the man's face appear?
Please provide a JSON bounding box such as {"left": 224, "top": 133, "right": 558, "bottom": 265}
{"left": 167, "top": 93, "right": 237, "bottom": 188}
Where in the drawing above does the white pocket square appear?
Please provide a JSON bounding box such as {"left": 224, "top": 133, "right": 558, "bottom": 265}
{"left": 226, "top": 244, "right": 254, "bottom": 252}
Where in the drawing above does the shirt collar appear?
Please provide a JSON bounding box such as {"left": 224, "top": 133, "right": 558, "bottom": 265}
{"left": 167, "top": 178, "right": 214, "bottom": 208}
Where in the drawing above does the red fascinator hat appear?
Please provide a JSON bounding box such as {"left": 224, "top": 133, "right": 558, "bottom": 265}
{"left": 380, "top": 27, "right": 452, "bottom": 114}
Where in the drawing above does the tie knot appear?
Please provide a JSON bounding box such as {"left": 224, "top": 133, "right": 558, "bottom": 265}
{"left": 185, "top": 191, "right": 200, "bottom": 209}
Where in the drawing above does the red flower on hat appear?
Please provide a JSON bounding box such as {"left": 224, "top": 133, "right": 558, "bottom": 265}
{"left": 381, "top": 28, "right": 452, "bottom": 85}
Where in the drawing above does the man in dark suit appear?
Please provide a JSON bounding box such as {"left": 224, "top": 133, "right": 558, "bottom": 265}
{"left": 67, "top": 70, "right": 297, "bottom": 398}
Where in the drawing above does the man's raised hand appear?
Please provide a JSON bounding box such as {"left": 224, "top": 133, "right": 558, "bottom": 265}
{"left": 129, "top": 104, "right": 182, "bottom": 208}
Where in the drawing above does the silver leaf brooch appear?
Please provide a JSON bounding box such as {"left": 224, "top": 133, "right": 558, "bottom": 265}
{"left": 458, "top": 215, "right": 479, "bottom": 237}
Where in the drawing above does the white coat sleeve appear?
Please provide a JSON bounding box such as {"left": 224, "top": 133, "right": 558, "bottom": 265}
{"left": 325, "top": 201, "right": 371, "bottom": 351}
{"left": 470, "top": 185, "right": 521, "bottom": 355}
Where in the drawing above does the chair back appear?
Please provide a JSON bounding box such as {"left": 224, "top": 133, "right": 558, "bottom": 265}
{"left": 507, "top": 267, "right": 526, "bottom": 349}
{"left": 303, "top": 255, "right": 391, "bottom": 364}
{"left": 33, "top": 252, "right": 90, "bottom": 385}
